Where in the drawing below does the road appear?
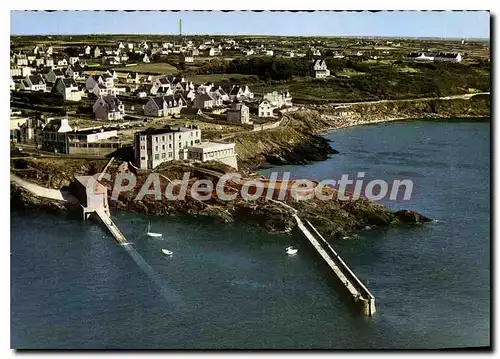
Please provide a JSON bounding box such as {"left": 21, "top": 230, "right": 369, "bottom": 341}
{"left": 10, "top": 174, "right": 79, "bottom": 204}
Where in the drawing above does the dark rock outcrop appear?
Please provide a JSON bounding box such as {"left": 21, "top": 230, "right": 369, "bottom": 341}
{"left": 393, "top": 210, "right": 432, "bottom": 224}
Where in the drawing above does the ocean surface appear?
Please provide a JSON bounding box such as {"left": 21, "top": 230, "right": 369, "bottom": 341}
{"left": 11, "top": 119, "right": 490, "bottom": 349}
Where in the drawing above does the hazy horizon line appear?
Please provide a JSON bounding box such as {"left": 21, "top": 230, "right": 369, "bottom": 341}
{"left": 9, "top": 33, "right": 490, "bottom": 40}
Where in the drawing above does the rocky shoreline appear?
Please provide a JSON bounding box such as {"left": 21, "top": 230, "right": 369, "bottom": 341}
{"left": 233, "top": 95, "right": 490, "bottom": 171}
{"left": 11, "top": 95, "right": 489, "bottom": 237}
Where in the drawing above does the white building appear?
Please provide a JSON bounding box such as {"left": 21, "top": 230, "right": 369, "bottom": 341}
{"left": 263, "top": 91, "right": 293, "bottom": 108}
{"left": 187, "top": 141, "right": 238, "bottom": 169}
{"left": 143, "top": 95, "right": 185, "bottom": 117}
{"left": 93, "top": 95, "right": 125, "bottom": 120}
{"left": 258, "top": 100, "right": 277, "bottom": 118}
{"left": 134, "top": 125, "right": 202, "bottom": 170}
{"left": 311, "top": 59, "right": 330, "bottom": 78}
{"left": 407, "top": 52, "right": 435, "bottom": 61}
{"left": 52, "top": 78, "right": 82, "bottom": 102}
{"left": 18, "top": 74, "right": 46, "bottom": 92}
{"left": 434, "top": 52, "right": 462, "bottom": 62}
{"left": 228, "top": 85, "right": 254, "bottom": 101}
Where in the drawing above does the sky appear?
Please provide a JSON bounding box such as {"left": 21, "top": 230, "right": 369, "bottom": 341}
{"left": 10, "top": 11, "right": 490, "bottom": 38}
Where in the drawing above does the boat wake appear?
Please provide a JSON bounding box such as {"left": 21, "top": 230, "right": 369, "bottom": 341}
{"left": 121, "top": 244, "right": 184, "bottom": 309}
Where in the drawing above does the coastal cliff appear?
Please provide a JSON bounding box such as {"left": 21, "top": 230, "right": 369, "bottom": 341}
{"left": 234, "top": 95, "right": 490, "bottom": 170}
{"left": 11, "top": 95, "right": 488, "bottom": 237}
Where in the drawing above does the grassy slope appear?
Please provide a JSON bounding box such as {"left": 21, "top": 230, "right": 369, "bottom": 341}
{"left": 113, "top": 62, "right": 179, "bottom": 74}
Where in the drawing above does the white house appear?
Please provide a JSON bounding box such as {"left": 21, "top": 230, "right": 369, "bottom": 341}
{"left": 91, "top": 83, "right": 112, "bottom": 97}
{"left": 434, "top": 52, "right": 462, "bottom": 62}
{"left": 65, "top": 64, "right": 84, "bottom": 80}
{"left": 101, "top": 73, "right": 115, "bottom": 88}
{"left": 19, "top": 74, "right": 46, "bottom": 92}
{"left": 197, "top": 82, "right": 214, "bottom": 94}
{"left": 106, "top": 70, "right": 117, "bottom": 79}
{"left": 228, "top": 85, "right": 254, "bottom": 101}
{"left": 407, "top": 52, "right": 435, "bottom": 61}
{"left": 180, "top": 51, "right": 194, "bottom": 63}
{"left": 69, "top": 56, "right": 80, "bottom": 66}
{"left": 56, "top": 57, "right": 68, "bottom": 67}
{"left": 52, "top": 78, "right": 82, "bottom": 102}
{"left": 143, "top": 53, "right": 150, "bottom": 63}
{"left": 311, "top": 59, "right": 330, "bottom": 78}
{"left": 16, "top": 53, "right": 28, "bottom": 66}
{"left": 143, "top": 95, "right": 185, "bottom": 117}
{"left": 208, "top": 48, "right": 219, "bottom": 57}
{"left": 93, "top": 47, "right": 101, "bottom": 58}
{"left": 212, "top": 87, "right": 230, "bottom": 102}
{"left": 258, "top": 100, "right": 277, "bottom": 117}
{"left": 93, "top": 95, "right": 125, "bottom": 120}
{"left": 194, "top": 93, "right": 217, "bottom": 110}
{"left": 126, "top": 72, "right": 140, "bottom": 84}
{"left": 263, "top": 91, "right": 293, "bottom": 108}
{"left": 45, "top": 57, "right": 55, "bottom": 68}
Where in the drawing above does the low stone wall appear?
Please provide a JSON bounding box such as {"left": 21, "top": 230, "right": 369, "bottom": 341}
{"left": 252, "top": 119, "right": 282, "bottom": 132}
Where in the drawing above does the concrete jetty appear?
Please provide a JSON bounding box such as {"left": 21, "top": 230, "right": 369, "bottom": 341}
{"left": 294, "top": 214, "right": 376, "bottom": 316}
{"left": 95, "top": 208, "right": 128, "bottom": 244}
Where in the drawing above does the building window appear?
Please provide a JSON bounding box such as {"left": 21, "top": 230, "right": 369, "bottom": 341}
{"left": 162, "top": 153, "right": 166, "bottom": 159}
{"left": 169, "top": 143, "right": 172, "bottom": 149}
{"left": 141, "top": 156, "right": 145, "bottom": 160}
{"left": 162, "top": 144, "right": 165, "bottom": 150}
{"left": 154, "top": 154, "right": 159, "bottom": 160}
{"left": 155, "top": 137, "right": 158, "bottom": 143}
{"left": 162, "top": 136, "right": 165, "bottom": 141}
{"left": 155, "top": 146, "right": 158, "bottom": 151}
{"left": 168, "top": 152, "right": 173, "bottom": 158}
{"left": 179, "top": 142, "right": 181, "bottom": 148}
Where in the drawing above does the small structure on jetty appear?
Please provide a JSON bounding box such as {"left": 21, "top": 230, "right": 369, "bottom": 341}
{"left": 69, "top": 175, "right": 127, "bottom": 244}
{"left": 70, "top": 175, "right": 110, "bottom": 220}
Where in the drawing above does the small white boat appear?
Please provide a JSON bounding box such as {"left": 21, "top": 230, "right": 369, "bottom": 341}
{"left": 285, "top": 246, "right": 298, "bottom": 255}
{"left": 146, "top": 222, "right": 162, "bottom": 238}
{"left": 161, "top": 249, "right": 173, "bottom": 256}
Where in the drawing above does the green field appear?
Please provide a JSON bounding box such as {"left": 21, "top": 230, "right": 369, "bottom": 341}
{"left": 185, "top": 73, "right": 259, "bottom": 83}
{"left": 113, "top": 62, "right": 179, "bottom": 74}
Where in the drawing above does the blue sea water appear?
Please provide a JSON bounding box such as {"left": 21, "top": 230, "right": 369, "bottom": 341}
{"left": 11, "top": 119, "right": 490, "bottom": 349}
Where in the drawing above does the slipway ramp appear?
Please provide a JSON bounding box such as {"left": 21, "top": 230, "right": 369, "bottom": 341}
{"left": 10, "top": 174, "right": 79, "bottom": 204}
